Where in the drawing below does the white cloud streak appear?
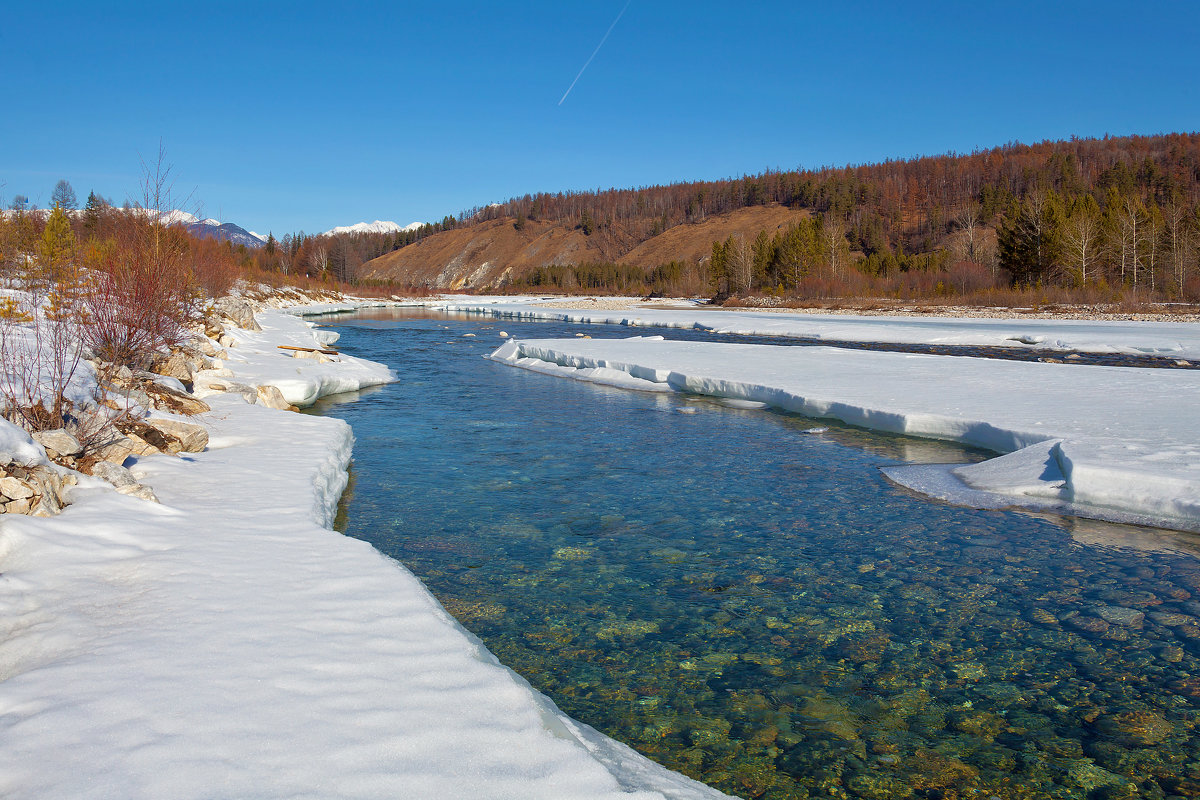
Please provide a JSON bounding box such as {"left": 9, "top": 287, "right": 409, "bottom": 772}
{"left": 558, "top": 0, "right": 633, "bottom": 106}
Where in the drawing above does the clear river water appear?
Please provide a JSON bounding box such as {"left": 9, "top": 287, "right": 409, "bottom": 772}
{"left": 309, "top": 308, "right": 1200, "bottom": 800}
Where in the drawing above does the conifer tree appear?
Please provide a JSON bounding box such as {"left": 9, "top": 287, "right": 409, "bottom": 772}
{"left": 997, "top": 190, "right": 1064, "bottom": 285}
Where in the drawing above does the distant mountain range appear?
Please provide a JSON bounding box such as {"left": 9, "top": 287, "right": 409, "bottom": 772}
{"left": 321, "top": 220, "right": 424, "bottom": 237}
{"left": 159, "top": 210, "right": 267, "bottom": 249}
{"left": 2, "top": 207, "right": 268, "bottom": 249}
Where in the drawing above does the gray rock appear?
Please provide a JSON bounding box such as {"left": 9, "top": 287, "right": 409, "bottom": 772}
{"left": 32, "top": 429, "right": 82, "bottom": 458}
{"left": 94, "top": 433, "right": 137, "bottom": 465}
{"left": 153, "top": 351, "right": 193, "bottom": 382}
{"left": 1095, "top": 605, "right": 1145, "bottom": 628}
{"left": 32, "top": 491, "right": 63, "bottom": 517}
{"left": 91, "top": 460, "right": 137, "bottom": 489}
{"left": 212, "top": 297, "right": 262, "bottom": 331}
{"left": 116, "top": 483, "right": 159, "bottom": 503}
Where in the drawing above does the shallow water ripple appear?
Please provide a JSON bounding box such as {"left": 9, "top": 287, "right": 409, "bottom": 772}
{"left": 315, "top": 310, "right": 1200, "bottom": 800}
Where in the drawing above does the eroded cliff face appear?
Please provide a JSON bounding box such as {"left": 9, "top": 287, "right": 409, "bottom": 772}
{"left": 358, "top": 204, "right": 810, "bottom": 289}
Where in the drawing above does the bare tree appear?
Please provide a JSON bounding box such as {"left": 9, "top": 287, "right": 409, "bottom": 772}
{"left": 310, "top": 245, "right": 330, "bottom": 278}
{"left": 1117, "top": 197, "right": 1145, "bottom": 289}
{"left": 1163, "top": 201, "right": 1193, "bottom": 297}
{"left": 822, "top": 216, "right": 848, "bottom": 276}
{"left": 1062, "top": 201, "right": 1101, "bottom": 285}
{"left": 51, "top": 179, "right": 77, "bottom": 210}
{"left": 954, "top": 204, "right": 982, "bottom": 264}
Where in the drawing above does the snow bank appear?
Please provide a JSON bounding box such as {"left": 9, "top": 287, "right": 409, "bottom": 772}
{"left": 446, "top": 300, "right": 1200, "bottom": 359}
{"left": 491, "top": 337, "right": 1200, "bottom": 532}
{"left": 0, "top": 315, "right": 726, "bottom": 799}
{"left": 197, "top": 311, "right": 397, "bottom": 407}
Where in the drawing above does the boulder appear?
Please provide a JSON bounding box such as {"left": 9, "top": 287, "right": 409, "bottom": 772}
{"left": 256, "top": 384, "right": 292, "bottom": 410}
{"left": 291, "top": 349, "right": 333, "bottom": 363}
{"left": 91, "top": 461, "right": 137, "bottom": 488}
{"left": 93, "top": 432, "right": 137, "bottom": 465}
{"left": 0, "top": 476, "right": 34, "bottom": 500}
{"left": 211, "top": 297, "right": 262, "bottom": 331}
{"left": 143, "top": 382, "right": 211, "bottom": 416}
{"left": 116, "top": 418, "right": 182, "bottom": 455}
{"left": 32, "top": 490, "right": 63, "bottom": 517}
{"left": 32, "top": 429, "right": 82, "bottom": 459}
{"left": 116, "top": 483, "right": 159, "bottom": 503}
{"left": 145, "top": 419, "right": 208, "bottom": 453}
{"left": 5, "top": 497, "right": 32, "bottom": 514}
{"left": 153, "top": 351, "right": 194, "bottom": 382}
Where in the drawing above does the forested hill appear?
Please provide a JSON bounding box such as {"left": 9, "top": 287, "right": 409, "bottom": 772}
{"left": 356, "top": 132, "right": 1200, "bottom": 296}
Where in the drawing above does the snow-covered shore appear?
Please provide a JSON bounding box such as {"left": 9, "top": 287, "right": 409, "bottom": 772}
{"left": 490, "top": 336, "right": 1200, "bottom": 533}
{"left": 0, "top": 308, "right": 727, "bottom": 800}
{"left": 437, "top": 298, "right": 1200, "bottom": 360}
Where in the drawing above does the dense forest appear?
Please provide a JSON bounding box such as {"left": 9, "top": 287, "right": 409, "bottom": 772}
{"left": 425, "top": 132, "right": 1200, "bottom": 301}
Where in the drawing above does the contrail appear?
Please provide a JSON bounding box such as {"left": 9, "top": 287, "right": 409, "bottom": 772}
{"left": 558, "top": 0, "right": 632, "bottom": 106}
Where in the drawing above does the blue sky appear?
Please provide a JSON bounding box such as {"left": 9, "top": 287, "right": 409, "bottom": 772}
{"left": 3, "top": 1, "right": 1198, "bottom": 237}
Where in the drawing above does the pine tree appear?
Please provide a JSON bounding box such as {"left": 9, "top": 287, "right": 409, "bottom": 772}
{"left": 997, "top": 190, "right": 1064, "bottom": 285}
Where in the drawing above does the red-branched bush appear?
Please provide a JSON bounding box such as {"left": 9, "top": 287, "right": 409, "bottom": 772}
{"left": 80, "top": 212, "right": 198, "bottom": 369}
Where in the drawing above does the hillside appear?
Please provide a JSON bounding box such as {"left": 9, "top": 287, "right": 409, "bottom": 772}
{"left": 351, "top": 132, "right": 1200, "bottom": 298}
{"left": 360, "top": 204, "right": 811, "bottom": 289}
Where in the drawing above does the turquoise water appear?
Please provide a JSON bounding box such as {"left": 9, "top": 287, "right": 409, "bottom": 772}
{"left": 312, "top": 309, "right": 1200, "bottom": 800}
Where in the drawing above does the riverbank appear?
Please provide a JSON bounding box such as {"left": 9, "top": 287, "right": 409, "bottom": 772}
{"left": 433, "top": 297, "right": 1200, "bottom": 360}
{"left": 0, "top": 302, "right": 727, "bottom": 799}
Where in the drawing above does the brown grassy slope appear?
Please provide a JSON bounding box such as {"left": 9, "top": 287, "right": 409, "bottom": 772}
{"left": 621, "top": 205, "right": 810, "bottom": 267}
{"left": 359, "top": 204, "right": 811, "bottom": 289}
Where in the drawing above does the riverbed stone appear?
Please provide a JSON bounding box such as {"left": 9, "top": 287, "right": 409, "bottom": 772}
{"left": 1092, "top": 710, "right": 1177, "bottom": 747}
{"left": 1095, "top": 605, "right": 1145, "bottom": 628}
{"left": 1066, "top": 614, "right": 1109, "bottom": 635}
{"left": 1147, "top": 611, "right": 1194, "bottom": 627}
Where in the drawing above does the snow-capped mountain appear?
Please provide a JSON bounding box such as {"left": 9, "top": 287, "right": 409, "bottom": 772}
{"left": 158, "top": 210, "right": 267, "bottom": 248}
{"left": 322, "top": 220, "right": 425, "bottom": 237}
{"left": 3, "top": 206, "right": 267, "bottom": 248}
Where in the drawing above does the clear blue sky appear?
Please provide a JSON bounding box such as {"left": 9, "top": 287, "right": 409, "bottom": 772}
{"left": 3, "top": 1, "right": 1198, "bottom": 237}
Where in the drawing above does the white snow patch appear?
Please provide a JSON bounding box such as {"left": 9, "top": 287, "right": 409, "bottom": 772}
{"left": 444, "top": 300, "right": 1200, "bottom": 359}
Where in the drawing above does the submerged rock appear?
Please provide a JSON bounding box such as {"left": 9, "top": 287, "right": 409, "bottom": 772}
{"left": 1092, "top": 710, "right": 1177, "bottom": 747}
{"left": 1095, "top": 605, "right": 1145, "bottom": 628}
